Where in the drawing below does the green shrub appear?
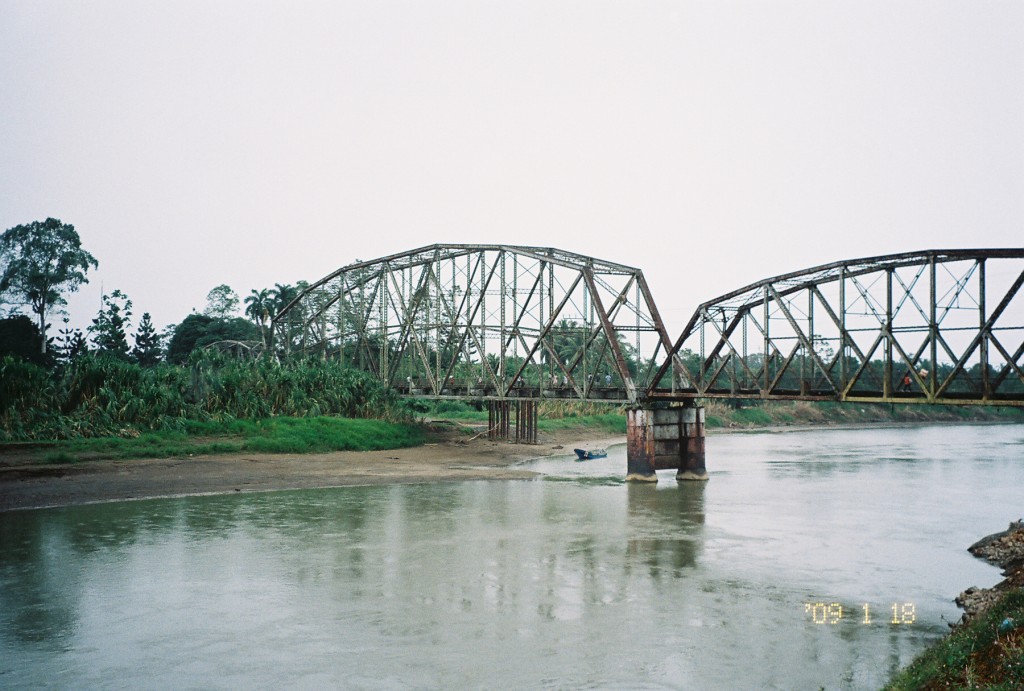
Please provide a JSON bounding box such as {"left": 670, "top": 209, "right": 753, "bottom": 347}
{"left": 0, "top": 353, "right": 413, "bottom": 441}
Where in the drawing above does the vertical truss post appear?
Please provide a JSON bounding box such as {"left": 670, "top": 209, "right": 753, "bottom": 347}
{"left": 380, "top": 266, "right": 389, "bottom": 380}
{"left": 338, "top": 279, "right": 346, "bottom": 365}
{"left": 585, "top": 270, "right": 593, "bottom": 391}
{"left": 500, "top": 251, "right": 506, "bottom": 388}
{"left": 839, "top": 267, "right": 846, "bottom": 397}
{"left": 763, "top": 289, "right": 770, "bottom": 394}
{"left": 480, "top": 254, "right": 486, "bottom": 379}
{"left": 929, "top": 256, "right": 938, "bottom": 396}
{"left": 512, "top": 253, "right": 519, "bottom": 362}
{"left": 885, "top": 268, "right": 893, "bottom": 398}
{"left": 807, "top": 288, "right": 814, "bottom": 394}
{"left": 635, "top": 280, "right": 641, "bottom": 388}
{"left": 539, "top": 261, "right": 546, "bottom": 393}
{"left": 547, "top": 260, "right": 554, "bottom": 384}
{"left": 979, "top": 258, "right": 989, "bottom": 399}
{"left": 434, "top": 254, "right": 441, "bottom": 387}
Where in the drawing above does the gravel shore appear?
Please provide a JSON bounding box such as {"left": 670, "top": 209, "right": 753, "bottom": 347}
{"left": 955, "top": 520, "right": 1024, "bottom": 625}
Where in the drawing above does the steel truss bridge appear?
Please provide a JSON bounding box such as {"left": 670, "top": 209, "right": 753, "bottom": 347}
{"left": 273, "top": 246, "right": 1024, "bottom": 408}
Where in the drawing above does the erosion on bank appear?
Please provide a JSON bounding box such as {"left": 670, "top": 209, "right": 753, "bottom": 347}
{"left": 885, "top": 521, "right": 1024, "bottom": 689}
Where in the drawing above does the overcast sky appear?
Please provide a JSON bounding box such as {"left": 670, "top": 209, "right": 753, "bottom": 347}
{"left": 1, "top": 1, "right": 1021, "bottom": 336}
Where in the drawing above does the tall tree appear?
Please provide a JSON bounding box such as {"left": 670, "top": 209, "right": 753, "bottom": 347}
{"left": 269, "top": 283, "right": 299, "bottom": 348}
{"left": 55, "top": 316, "right": 88, "bottom": 364}
{"left": 90, "top": 289, "right": 133, "bottom": 359}
{"left": 131, "top": 312, "right": 163, "bottom": 366}
{"left": 270, "top": 282, "right": 298, "bottom": 315}
{"left": 244, "top": 288, "right": 272, "bottom": 344}
{"left": 204, "top": 284, "right": 240, "bottom": 319}
{"left": 0, "top": 218, "right": 98, "bottom": 354}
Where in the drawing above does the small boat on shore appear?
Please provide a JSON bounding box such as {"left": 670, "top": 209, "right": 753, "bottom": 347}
{"left": 574, "top": 448, "right": 607, "bottom": 461}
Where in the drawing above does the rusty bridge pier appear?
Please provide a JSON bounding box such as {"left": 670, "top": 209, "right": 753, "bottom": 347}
{"left": 626, "top": 402, "right": 707, "bottom": 483}
{"left": 488, "top": 400, "right": 538, "bottom": 444}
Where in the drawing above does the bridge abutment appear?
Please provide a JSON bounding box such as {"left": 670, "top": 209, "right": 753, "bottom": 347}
{"left": 626, "top": 403, "right": 708, "bottom": 483}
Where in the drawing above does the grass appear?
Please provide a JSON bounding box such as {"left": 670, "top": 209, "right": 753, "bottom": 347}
{"left": 39, "top": 416, "right": 425, "bottom": 463}
{"left": 885, "top": 590, "right": 1024, "bottom": 690}
{"left": 419, "top": 400, "right": 488, "bottom": 422}
{"left": 538, "top": 412, "right": 626, "bottom": 434}
{"left": 702, "top": 400, "right": 1024, "bottom": 429}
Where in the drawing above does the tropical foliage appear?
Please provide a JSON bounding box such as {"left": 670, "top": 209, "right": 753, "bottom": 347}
{"left": 89, "top": 289, "right": 133, "bottom": 359}
{"left": 0, "top": 352, "right": 413, "bottom": 441}
{"left": 164, "top": 314, "right": 260, "bottom": 363}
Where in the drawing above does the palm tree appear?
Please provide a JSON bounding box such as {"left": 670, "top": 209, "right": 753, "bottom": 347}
{"left": 270, "top": 283, "right": 298, "bottom": 316}
{"left": 269, "top": 283, "right": 301, "bottom": 351}
{"left": 244, "top": 288, "right": 272, "bottom": 345}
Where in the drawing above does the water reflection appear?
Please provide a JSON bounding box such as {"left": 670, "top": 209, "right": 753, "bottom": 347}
{"left": 627, "top": 482, "right": 706, "bottom": 577}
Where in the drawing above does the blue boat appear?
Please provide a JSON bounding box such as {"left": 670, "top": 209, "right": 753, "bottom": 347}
{"left": 574, "top": 448, "right": 607, "bottom": 461}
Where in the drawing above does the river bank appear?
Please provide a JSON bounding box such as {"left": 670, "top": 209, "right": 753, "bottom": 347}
{"left": 0, "top": 423, "right": 622, "bottom": 512}
{"left": 886, "top": 520, "right": 1024, "bottom": 688}
{"left": 3, "top": 415, "right": 1022, "bottom": 512}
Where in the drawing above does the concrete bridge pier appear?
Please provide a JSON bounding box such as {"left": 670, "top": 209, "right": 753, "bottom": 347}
{"left": 626, "top": 403, "right": 708, "bottom": 483}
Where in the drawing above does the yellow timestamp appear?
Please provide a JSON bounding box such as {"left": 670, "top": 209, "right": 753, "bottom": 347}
{"left": 803, "top": 602, "right": 916, "bottom": 625}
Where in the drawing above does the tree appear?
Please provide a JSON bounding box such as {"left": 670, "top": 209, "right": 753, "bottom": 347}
{"left": 165, "top": 313, "right": 260, "bottom": 364}
{"left": 89, "top": 289, "right": 133, "bottom": 359}
{"left": 0, "top": 315, "right": 49, "bottom": 365}
{"left": 270, "top": 282, "right": 298, "bottom": 315}
{"left": 55, "top": 316, "right": 88, "bottom": 364}
{"left": 204, "top": 284, "right": 240, "bottom": 319}
{"left": 131, "top": 312, "right": 163, "bottom": 366}
{"left": 244, "top": 288, "right": 272, "bottom": 344}
{"left": 0, "top": 218, "right": 98, "bottom": 354}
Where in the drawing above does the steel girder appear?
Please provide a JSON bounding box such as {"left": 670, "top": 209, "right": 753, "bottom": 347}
{"left": 270, "top": 244, "right": 675, "bottom": 404}
{"left": 647, "top": 249, "right": 1024, "bottom": 406}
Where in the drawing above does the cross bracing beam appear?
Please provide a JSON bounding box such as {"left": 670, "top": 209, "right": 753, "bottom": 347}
{"left": 647, "top": 249, "right": 1024, "bottom": 406}
{"left": 271, "top": 244, "right": 677, "bottom": 404}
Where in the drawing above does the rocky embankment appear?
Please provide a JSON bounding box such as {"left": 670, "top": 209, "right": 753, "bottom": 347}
{"left": 955, "top": 520, "right": 1024, "bottom": 625}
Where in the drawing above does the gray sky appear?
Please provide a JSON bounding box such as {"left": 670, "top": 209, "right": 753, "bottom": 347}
{"left": 1, "top": 1, "right": 1021, "bottom": 335}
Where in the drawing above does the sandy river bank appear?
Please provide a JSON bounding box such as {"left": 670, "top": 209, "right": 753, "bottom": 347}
{"left": 0, "top": 428, "right": 624, "bottom": 512}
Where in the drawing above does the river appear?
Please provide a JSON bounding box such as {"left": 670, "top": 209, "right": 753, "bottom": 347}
{"left": 1, "top": 423, "right": 1021, "bottom": 689}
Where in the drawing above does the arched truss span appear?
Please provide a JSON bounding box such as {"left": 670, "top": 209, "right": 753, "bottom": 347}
{"left": 271, "top": 244, "right": 676, "bottom": 403}
{"left": 648, "top": 249, "right": 1024, "bottom": 406}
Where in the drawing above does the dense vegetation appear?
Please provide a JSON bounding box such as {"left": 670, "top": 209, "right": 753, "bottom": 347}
{"left": 0, "top": 217, "right": 422, "bottom": 456}
{"left": 39, "top": 417, "right": 425, "bottom": 463}
{"left": 701, "top": 398, "right": 1024, "bottom": 428}
{"left": 885, "top": 590, "right": 1024, "bottom": 689}
{"left": 0, "top": 352, "right": 414, "bottom": 442}
{"left": 418, "top": 399, "right": 627, "bottom": 435}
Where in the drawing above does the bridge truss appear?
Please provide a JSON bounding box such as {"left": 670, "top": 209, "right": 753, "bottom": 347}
{"left": 272, "top": 244, "right": 677, "bottom": 404}
{"left": 648, "top": 249, "right": 1024, "bottom": 406}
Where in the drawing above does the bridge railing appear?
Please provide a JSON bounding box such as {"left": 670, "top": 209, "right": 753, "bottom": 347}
{"left": 647, "top": 249, "right": 1024, "bottom": 406}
